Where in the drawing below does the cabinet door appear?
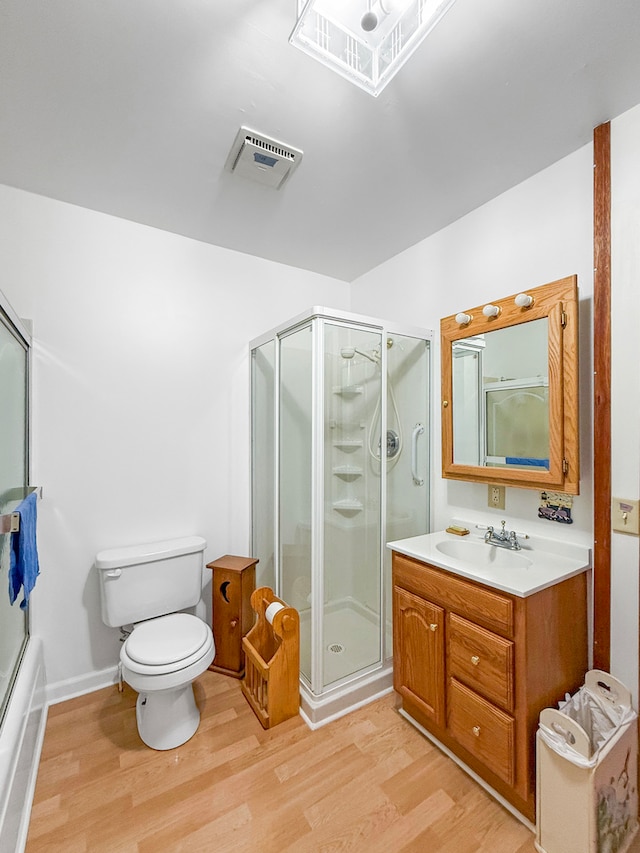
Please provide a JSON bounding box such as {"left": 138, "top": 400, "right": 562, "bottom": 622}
{"left": 393, "top": 587, "right": 445, "bottom": 727}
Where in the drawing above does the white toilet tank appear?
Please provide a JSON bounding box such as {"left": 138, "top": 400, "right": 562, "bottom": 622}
{"left": 96, "top": 536, "right": 207, "bottom": 628}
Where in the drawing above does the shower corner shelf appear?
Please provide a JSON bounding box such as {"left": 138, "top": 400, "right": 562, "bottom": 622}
{"left": 332, "top": 385, "right": 363, "bottom": 397}
{"left": 333, "top": 439, "right": 363, "bottom": 452}
{"left": 332, "top": 465, "right": 363, "bottom": 481}
{"left": 332, "top": 499, "right": 363, "bottom": 516}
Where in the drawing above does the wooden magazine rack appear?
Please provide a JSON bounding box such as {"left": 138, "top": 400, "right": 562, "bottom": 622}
{"left": 241, "top": 587, "right": 300, "bottom": 729}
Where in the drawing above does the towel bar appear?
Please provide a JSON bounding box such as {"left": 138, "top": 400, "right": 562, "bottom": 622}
{"left": 0, "top": 486, "right": 42, "bottom": 535}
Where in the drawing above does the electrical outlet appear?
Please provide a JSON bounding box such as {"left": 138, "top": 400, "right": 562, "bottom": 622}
{"left": 488, "top": 484, "right": 505, "bottom": 510}
{"left": 612, "top": 497, "right": 640, "bottom": 534}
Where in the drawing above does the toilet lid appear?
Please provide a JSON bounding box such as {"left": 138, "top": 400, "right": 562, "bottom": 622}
{"left": 126, "top": 613, "right": 210, "bottom": 666}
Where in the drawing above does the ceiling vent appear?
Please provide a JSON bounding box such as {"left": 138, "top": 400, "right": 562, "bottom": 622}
{"left": 225, "top": 127, "right": 303, "bottom": 189}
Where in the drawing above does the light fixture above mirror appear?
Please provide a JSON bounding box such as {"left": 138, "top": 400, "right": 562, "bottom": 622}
{"left": 289, "top": 0, "right": 457, "bottom": 97}
{"left": 441, "top": 275, "right": 580, "bottom": 493}
{"left": 482, "top": 303, "right": 501, "bottom": 318}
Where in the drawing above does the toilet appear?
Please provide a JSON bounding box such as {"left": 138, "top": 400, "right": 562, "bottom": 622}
{"left": 96, "top": 535, "right": 215, "bottom": 750}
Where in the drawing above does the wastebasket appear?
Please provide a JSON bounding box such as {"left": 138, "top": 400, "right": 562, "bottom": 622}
{"left": 536, "top": 670, "right": 638, "bottom": 853}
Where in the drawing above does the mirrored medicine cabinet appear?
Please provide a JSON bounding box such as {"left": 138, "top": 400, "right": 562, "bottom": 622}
{"left": 440, "top": 275, "right": 580, "bottom": 493}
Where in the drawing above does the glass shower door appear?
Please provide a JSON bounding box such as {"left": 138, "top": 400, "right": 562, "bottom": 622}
{"left": 278, "top": 324, "right": 313, "bottom": 684}
{"left": 251, "top": 340, "right": 276, "bottom": 592}
{"left": 384, "top": 333, "right": 430, "bottom": 660}
{"left": 0, "top": 309, "right": 29, "bottom": 725}
{"left": 322, "top": 322, "right": 383, "bottom": 690}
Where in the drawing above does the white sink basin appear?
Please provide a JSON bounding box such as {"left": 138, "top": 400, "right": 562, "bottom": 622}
{"left": 436, "top": 538, "right": 532, "bottom": 570}
{"left": 387, "top": 529, "right": 591, "bottom": 597}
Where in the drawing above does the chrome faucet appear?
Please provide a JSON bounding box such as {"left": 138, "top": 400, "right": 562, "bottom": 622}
{"left": 484, "top": 520, "right": 522, "bottom": 551}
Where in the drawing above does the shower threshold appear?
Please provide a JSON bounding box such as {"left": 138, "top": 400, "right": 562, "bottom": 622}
{"left": 299, "top": 662, "right": 393, "bottom": 730}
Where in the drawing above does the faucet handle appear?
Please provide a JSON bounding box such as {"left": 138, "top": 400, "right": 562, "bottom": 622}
{"left": 508, "top": 529, "right": 522, "bottom": 550}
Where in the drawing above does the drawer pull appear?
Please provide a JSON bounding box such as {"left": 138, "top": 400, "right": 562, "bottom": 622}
{"left": 471, "top": 655, "right": 480, "bottom": 666}
{"left": 472, "top": 725, "right": 481, "bottom": 737}
{"left": 429, "top": 623, "right": 438, "bottom": 632}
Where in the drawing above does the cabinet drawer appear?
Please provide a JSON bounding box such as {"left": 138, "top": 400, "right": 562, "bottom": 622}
{"left": 448, "top": 678, "right": 515, "bottom": 786}
{"left": 448, "top": 614, "right": 514, "bottom": 712}
{"left": 393, "top": 553, "right": 514, "bottom": 635}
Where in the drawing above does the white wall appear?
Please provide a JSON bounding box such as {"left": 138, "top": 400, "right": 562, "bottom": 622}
{"left": 352, "top": 127, "right": 640, "bottom": 705}
{"left": 351, "top": 143, "right": 594, "bottom": 546}
{"left": 0, "top": 183, "right": 349, "bottom": 697}
{"left": 610, "top": 102, "right": 640, "bottom": 699}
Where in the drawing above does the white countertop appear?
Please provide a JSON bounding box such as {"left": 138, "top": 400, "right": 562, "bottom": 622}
{"left": 387, "top": 529, "right": 591, "bottom": 597}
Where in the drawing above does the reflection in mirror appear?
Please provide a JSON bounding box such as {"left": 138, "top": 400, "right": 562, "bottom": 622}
{"left": 452, "top": 319, "right": 549, "bottom": 470}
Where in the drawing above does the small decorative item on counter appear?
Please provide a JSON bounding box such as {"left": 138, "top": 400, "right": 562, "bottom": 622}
{"left": 538, "top": 491, "right": 573, "bottom": 524}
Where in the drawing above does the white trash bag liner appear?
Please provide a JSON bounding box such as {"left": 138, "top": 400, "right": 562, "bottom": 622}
{"left": 538, "top": 670, "right": 637, "bottom": 769}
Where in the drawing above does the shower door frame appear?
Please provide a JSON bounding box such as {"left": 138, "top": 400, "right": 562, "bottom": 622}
{"left": 0, "top": 288, "right": 32, "bottom": 727}
{"left": 250, "top": 306, "right": 433, "bottom": 702}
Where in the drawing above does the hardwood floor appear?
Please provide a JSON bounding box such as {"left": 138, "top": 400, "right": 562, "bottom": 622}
{"left": 26, "top": 671, "right": 543, "bottom": 852}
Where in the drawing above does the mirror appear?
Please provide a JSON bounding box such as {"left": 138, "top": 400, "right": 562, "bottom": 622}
{"left": 441, "top": 275, "right": 579, "bottom": 493}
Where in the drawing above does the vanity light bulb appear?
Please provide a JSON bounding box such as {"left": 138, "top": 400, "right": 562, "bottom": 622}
{"left": 455, "top": 312, "right": 472, "bottom": 325}
{"left": 482, "top": 304, "right": 501, "bottom": 318}
{"left": 515, "top": 293, "right": 534, "bottom": 308}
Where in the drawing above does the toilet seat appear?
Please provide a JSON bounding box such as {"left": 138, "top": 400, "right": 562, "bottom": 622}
{"left": 122, "top": 613, "right": 213, "bottom": 676}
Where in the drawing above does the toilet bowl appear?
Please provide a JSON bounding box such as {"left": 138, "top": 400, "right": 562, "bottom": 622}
{"left": 96, "top": 535, "right": 213, "bottom": 751}
{"left": 120, "top": 612, "right": 215, "bottom": 750}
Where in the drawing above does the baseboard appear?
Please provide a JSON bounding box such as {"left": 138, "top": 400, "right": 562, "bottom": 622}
{"left": 46, "top": 665, "right": 119, "bottom": 706}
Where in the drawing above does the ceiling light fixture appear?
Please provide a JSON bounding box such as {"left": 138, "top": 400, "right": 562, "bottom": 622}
{"left": 289, "top": 0, "right": 457, "bottom": 97}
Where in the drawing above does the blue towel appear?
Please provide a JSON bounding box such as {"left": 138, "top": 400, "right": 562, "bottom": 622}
{"left": 8, "top": 491, "right": 40, "bottom": 610}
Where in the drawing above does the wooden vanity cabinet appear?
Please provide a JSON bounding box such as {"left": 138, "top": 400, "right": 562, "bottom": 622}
{"left": 392, "top": 551, "right": 588, "bottom": 822}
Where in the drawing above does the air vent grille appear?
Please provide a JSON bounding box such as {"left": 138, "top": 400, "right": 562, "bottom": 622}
{"left": 225, "top": 126, "right": 303, "bottom": 189}
{"left": 244, "top": 134, "right": 297, "bottom": 163}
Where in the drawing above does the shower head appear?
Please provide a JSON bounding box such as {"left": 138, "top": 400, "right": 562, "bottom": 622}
{"left": 340, "top": 345, "right": 379, "bottom": 364}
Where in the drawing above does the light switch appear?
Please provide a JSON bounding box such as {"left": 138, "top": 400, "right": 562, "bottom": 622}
{"left": 612, "top": 497, "right": 640, "bottom": 535}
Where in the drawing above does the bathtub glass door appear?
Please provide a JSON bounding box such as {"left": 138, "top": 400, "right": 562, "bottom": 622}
{"left": 0, "top": 308, "right": 29, "bottom": 725}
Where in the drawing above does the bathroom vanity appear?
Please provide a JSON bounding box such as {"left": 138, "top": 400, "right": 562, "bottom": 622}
{"left": 389, "top": 530, "right": 590, "bottom": 823}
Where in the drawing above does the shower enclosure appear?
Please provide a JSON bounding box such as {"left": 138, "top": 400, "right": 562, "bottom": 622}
{"left": 251, "top": 307, "right": 431, "bottom": 726}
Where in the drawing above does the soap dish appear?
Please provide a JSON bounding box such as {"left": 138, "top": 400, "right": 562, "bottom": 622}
{"left": 445, "top": 525, "right": 469, "bottom": 536}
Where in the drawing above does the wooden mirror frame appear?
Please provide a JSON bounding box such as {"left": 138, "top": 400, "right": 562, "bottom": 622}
{"left": 440, "top": 275, "right": 579, "bottom": 493}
